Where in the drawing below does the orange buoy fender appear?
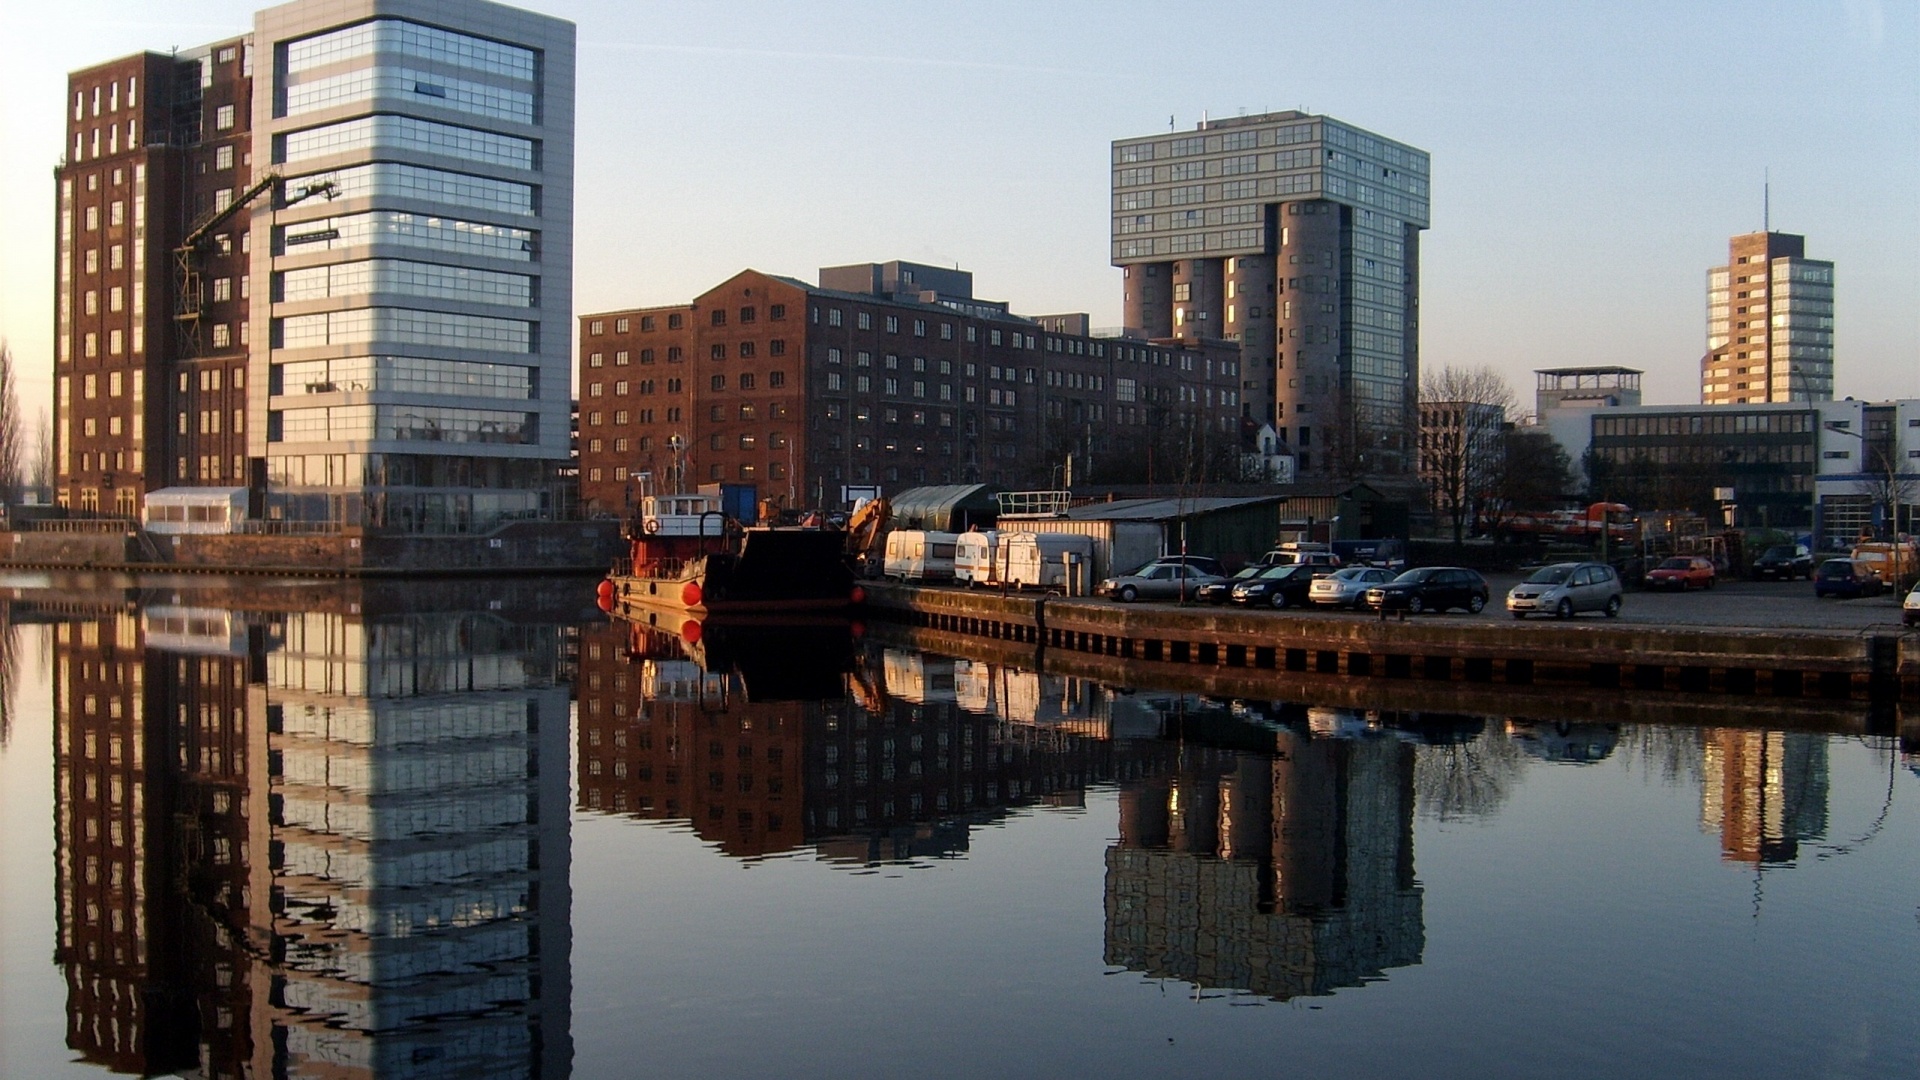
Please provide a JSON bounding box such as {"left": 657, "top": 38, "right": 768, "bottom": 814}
{"left": 850, "top": 585, "right": 867, "bottom": 605}
{"left": 681, "top": 581, "right": 703, "bottom": 607}
{"left": 680, "top": 619, "right": 703, "bottom": 644}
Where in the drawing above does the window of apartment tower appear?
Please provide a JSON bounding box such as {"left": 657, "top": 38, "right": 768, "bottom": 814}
{"left": 640, "top": 349, "right": 655, "bottom": 363}
{"left": 739, "top": 404, "right": 756, "bottom": 420}
{"left": 710, "top": 375, "right": 725, "bottom": 390}
{"left": 738, "top": 342, "right": 755, "bottom": 359}
{"left": 667, "top": 313, "right": 683, "bottom": 329}
{"left": 769, "top": 372, "right": 785, "bottom": 388}
{"left": 885, "top": 315, "right": 899, "bottom": 333}
{"left": 855, "top": 311, "right": 872, "bottom": 331}
{"left": 739, "top": 374, "right": 756, "bottom": 390}
{"left": 769, "top": 340, "right": 785, "bottom": 356}
{"left": 667, "top": 347, "right": 683, "bottom": 362}
{"left": 769, "top": 304, "right": 785, "bottom": 320}
{"left": 739, "top": 307, "right": 755, "bottom": 323}
{"left": 710, "top": 309, "right": 726, "bottom": 326}
{"left": 708, "top": 405, "right": 723, "bottom": 421}
{"left": 640, "top": 316, "right": 655, "bottom": 331}
{"left": 616, "top": 318, "right": 629, "bottom": 332}
{"left": 709, "top": 344, "right": 725, "bottom": 360}
{"left": 590, "top": 320, "right": 604, "bottom": 335}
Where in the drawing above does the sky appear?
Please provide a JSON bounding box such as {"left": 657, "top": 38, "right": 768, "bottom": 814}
{"left": 1, "top": 0, "right": 1915, "bottom": 426}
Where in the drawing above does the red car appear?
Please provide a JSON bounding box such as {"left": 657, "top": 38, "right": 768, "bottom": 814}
{"left": 1644, "top": 556, "right": 1717, "bottom": 591}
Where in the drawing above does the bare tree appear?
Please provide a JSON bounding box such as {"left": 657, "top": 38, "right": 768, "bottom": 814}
{"left": 1418, "top": 365, "right": 1515, "bottom": 543}
{"left": 1484, "top": 426, "right": 1574, "bottom": 537}
{"left": 30, "top": 407, "right": 51, "bottom": 497}
{"left": 0, "top": 342, "right": 22, "bottom": 505}
{"left": 1851, "top": 442, "right": 1920, "bottom": 540}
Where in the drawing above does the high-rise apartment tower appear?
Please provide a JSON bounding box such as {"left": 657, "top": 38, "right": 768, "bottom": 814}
{"left": 1112, "top": 112, "right": 1429, "bottom": 480}
{"left": 54, "top": 0, "right": 574, "bottom": 529}
{"left": 1701, "top": 232, "right": 1833, "bottom": 405}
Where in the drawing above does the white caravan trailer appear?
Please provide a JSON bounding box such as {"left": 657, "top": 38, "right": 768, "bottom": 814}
{"left": 883, "top": 530, "right": 960, "bottom": 582}
{"left": 953, "top": 530, "right": 1001, "bottom": 586}
{"left": 1002, "top": 532, "right": 1097, "bottom": 591}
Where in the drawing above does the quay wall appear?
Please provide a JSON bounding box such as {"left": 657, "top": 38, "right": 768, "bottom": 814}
{"left": 863, "top": 584, "right": 1920, "bottom": 703}
{"left": 1, "top": 521, "right": 622, "bottom": 576}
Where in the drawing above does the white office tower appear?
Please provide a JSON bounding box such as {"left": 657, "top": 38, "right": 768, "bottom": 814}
{"left": 249, "top": 0, "right": 574, "bottom": 529}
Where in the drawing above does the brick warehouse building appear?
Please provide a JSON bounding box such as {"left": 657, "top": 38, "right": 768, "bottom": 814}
{"left": 56, "top": 42, "right": 258, "bottom": 516}
{"left": 577, "top": 261, "right": 1244, "bottom": 515}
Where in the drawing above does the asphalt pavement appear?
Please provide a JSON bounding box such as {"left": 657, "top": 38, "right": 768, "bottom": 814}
{"left": 1133, "top": 573, "right": 1913, "bottom": 633}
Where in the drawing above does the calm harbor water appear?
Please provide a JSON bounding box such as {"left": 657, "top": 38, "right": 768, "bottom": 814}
{"left": 0, "top": 575, "right": 1916, "bottom": 1079}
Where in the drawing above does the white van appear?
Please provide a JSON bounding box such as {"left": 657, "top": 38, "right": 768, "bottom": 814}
{"left": 883, "top": 530, "right": 960, "bottom": 582}
{"left": 1003, "top": 532, "right": 1097, "bottom": 591}
{"left": 954, "top": 530, "right": 1001, "bottom": 586}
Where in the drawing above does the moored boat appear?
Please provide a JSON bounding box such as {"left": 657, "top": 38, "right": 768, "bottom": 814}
{"left": 599, "top": 489, "right": 862, "bottom": 618}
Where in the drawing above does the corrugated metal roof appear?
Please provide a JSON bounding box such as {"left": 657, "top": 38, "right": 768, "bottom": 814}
{"left": 889, "top": 484, "right": 1002, "bottom": 529}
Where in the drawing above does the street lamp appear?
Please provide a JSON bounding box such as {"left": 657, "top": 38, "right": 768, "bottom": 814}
{"left": 1823, "top": 421, "right": 1900, "bottom": 543}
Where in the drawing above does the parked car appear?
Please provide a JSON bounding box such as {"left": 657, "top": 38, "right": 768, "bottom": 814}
{"left": 1506, "top": 562, "right": 1623, "bottom": 619}
{"left": 1813, "top": 558, "right": 1883, "bottom": 599}
{"left": 1198, "top": 566, "right": 1265, "bottom": 605}
{"left": 1256, "top": 547, "right": 1342, "bottom": 571}
{"left": 1148, "top": 554, "right": 1227, "bottom": 578}
{"left": 1098, "top": 561, "right": 1225, "bottom": 602}
{"left": 1905, "top": 581, "right": 1920, "bottom": 626}
{"left": 1365, "top": 567, "right": 1490, "bottom": 614}
{"left": 1309, "top": 566, "right": 1396, "bottom": 609}
{"left": 1751, "top": 544, "right": 1814, "bottom": 581}
{"left": 1643, "top": 556, "right": 1717, "bottom": 591}
{"left": 1229, "top": 564, "right": 1318, "bottom": 609}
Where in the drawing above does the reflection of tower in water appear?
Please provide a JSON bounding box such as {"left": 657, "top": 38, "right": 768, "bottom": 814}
{"left": 1107, "top": 728, "right": 1423, "bottom": 1000}
{"left": 51, "top": 598, "right": 572, "bottom": 1078}
{"left": 1700, "top": 729, "right": 1829, "bottom": 865}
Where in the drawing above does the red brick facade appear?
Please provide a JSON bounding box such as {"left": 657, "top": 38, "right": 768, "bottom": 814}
{"left": 577, "top": 269, "right": 1244, "bottom": 515}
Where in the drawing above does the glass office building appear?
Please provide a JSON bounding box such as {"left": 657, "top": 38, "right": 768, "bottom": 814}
{"left": 251, "top": 0, "right": 575, "bottom": 529}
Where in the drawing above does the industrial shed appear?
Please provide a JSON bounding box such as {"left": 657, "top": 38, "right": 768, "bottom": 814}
{"left": 887, "top": 484, "right": 1002, "bottom": 532}
{"left": 1000, "top": 495, "right": 1287, "bottom": 579}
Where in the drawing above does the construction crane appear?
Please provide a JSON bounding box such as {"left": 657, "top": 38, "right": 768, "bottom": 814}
{"left": 172, "top": 173, "right": 335, "bottom": 357}
{"left": 844, "top": 495, "right": 891, "bottom": 578}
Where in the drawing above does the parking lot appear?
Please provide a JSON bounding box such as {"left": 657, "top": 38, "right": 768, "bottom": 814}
{"left": 1114, "top": 573, "right": 1914, "bottom": 633}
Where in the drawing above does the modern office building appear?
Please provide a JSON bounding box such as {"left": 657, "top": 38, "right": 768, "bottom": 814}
{"left": 53, "top": 0, "right": 574, "bottom": 530}
{"left": 1111, "top": 113, "right": 1430, "bottom": 482}
{"left": 576, "top": 262, "right": 1244, "bottom": 515}
{"left": 1575, "top": 398, "right": 1918, "bottom": 544}
{"left": 1701, "top": 232, "right": 1833, "bottom": 405}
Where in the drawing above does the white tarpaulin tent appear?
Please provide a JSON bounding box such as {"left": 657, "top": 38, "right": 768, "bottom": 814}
{"left": 143, "top": 487, "right": 247, "bottom": 534}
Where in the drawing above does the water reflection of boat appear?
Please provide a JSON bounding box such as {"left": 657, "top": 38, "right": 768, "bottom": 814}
{"left": 619, "top": 611, "right": 858, "bottom": 702}
{"left": 601, "top": 488, "right": 857, "bottom": 617}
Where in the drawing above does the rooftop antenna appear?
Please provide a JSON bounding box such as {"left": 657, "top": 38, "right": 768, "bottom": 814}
{"left": 1763, "top": 168, "right": 1771, "bottom": 232}
{"left": 1168, "top": 114, "right": 1175, "bottom": 131}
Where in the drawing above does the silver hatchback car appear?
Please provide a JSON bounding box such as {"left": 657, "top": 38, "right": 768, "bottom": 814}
{"left": 1506, "top": 561, "right": 1623, "bottom": 619}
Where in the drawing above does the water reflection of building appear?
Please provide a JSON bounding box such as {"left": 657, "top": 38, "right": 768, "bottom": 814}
{"left": 51, "top": 592, "right": 571, "bottom": 1078}
{"left": 1105, "top": 729, "right": 1423, "bottom": 1001}
{"left": 1700, "top": 729, "right": 1829, "bottom": 865}
{"left": 575, "top": 626, "right": 1114, "bottom": 861}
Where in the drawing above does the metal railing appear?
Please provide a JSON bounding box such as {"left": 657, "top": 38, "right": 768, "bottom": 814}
{"left": 996, "top": 490, "right": 1074, "bottom": 517}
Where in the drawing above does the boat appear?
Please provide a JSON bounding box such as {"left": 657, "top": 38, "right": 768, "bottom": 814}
{"left": 599, "top": 486, "right": 862, "bottom": 619}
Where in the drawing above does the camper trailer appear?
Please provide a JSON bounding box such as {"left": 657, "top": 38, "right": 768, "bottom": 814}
{"left": 1003, "top": 532, "right": 1097, "bottom": 591}
{"left": 883, "top": 530, "right": 960, "bottom": 582}
{"left": 954, "top": 530, "right": 1001, "bottom": 586}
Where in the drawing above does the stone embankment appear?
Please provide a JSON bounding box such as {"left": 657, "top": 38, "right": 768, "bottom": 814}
{"left": 864, "top": 583, "right": 1920, "bottom": 703}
